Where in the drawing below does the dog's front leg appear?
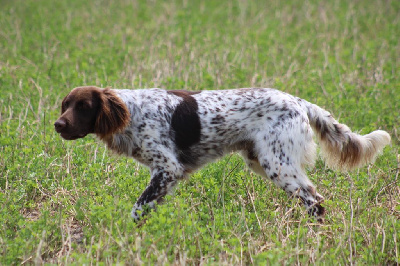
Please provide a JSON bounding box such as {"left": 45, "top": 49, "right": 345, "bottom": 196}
{"left": 131, "top": 168, "right": 182, "bottom": 221}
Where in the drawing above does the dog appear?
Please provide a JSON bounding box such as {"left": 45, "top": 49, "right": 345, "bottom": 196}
{"left": 54, "top": 86, "right": 391, "bottom": 222}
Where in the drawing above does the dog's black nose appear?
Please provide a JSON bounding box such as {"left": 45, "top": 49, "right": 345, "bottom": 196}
{"left": 54, "top": 119, "right": 66, "bottom": 132}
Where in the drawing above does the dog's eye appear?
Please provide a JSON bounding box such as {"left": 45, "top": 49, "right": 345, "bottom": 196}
{"left": 77, "top": 101, "right": 91, "bottom": 110}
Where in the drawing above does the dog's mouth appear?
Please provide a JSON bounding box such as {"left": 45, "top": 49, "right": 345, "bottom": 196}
{"left": 59, "top": 132, "right": 87, "bottom": 140}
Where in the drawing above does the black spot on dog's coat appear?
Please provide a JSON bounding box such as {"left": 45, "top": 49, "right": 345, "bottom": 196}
{"left": 170, "top": 91, "right": 202, "bottom": 163}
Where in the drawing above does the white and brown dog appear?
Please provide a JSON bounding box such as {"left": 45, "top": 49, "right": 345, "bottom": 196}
{"left": 54, "top": 86, "right": 391, "bottom": 222}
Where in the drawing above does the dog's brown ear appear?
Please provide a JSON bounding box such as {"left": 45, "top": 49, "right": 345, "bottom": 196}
{"left": 95, "top": 89, "right": 130, "bottom": 139}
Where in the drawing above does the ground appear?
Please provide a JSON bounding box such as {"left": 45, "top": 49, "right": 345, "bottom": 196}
{"left": 0, "top": 0, "right": 399, "bottom": 264}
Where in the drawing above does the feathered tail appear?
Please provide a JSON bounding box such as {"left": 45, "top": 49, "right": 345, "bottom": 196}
{"left": 299, "top": 99, "right": 391, "bottom": 171}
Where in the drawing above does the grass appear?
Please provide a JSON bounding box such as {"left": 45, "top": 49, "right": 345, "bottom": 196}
{"left": 0, "top": 0, "right": 399, "bottom": 264}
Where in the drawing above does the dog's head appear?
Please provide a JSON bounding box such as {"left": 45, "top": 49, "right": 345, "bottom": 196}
{"left": 54, "top": 86, "right": 130, "bottom": 140}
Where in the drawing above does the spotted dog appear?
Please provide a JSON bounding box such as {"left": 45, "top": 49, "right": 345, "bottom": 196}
{"left": 54, "top": 86, "right": 391, "bottom": 222}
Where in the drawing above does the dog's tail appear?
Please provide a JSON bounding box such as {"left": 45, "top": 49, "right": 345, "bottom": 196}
{"left": 298, "top": 99, "right": 390, "bottom": 171}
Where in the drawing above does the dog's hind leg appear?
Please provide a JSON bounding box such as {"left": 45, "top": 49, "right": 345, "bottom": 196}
{"left": 252, "top": 127, "right": 325, "bottom": 221}
{"left": 258, "top": 153, "right": 325, "bottom": 222}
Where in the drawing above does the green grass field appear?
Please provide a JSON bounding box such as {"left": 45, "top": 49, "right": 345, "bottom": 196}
{"left": 0, "top": 0, "right": 399, "bottom": 264}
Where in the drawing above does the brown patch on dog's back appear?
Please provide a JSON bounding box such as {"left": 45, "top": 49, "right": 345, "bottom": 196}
{"left": 170, "top": 90, "right": 202, "bottom": 164}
